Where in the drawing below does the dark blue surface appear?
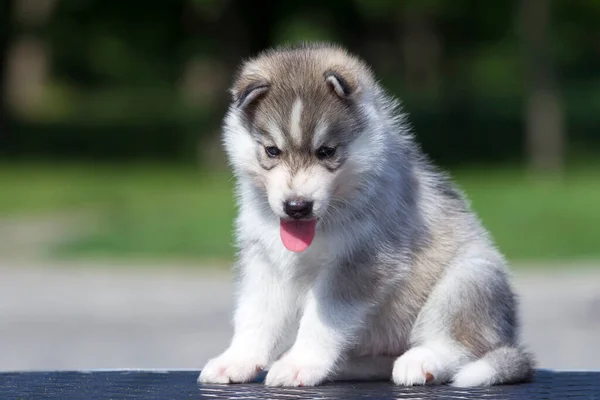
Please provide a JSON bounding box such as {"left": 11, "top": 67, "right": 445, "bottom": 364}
{"left": 1, "top": 369, "right": 599, "bottom": 399}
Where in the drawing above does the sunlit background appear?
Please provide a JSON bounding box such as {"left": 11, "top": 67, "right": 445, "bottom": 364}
{"left": 1, "top": 0, "right": 599, "bottom": 372}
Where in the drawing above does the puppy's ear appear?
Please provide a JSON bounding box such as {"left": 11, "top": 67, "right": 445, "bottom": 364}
{"left": 230, "top": 75, "right": 270, "bottom": 109}
{"left": 324, "top": 70, "right": 360, "bottom": 99}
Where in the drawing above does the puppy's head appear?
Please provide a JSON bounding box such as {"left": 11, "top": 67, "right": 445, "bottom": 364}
{"left": 223, "top": 44, "right": 383, "bottom": 251}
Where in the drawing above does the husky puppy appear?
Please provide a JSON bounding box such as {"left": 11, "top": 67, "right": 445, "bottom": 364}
{"left": 198, "top": 43, "right": 533, "bottom": 387}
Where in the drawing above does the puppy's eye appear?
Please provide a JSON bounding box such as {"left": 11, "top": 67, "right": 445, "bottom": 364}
{"left": 316, "top": 146, "right": 336, "bottom": 160}
{"left": 265, "top": 146, "right": 281, "bottom": 158}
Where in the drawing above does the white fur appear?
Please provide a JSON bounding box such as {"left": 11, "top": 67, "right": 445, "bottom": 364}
{"left": 393, "top": 347, "right": 440, "bottom": 386}
{"left": 312, "top": 119, "right": 329, "bottom": 148}
{"left": 200, "top": 45, "right": 531, "bottom": 388}
{"left": 222, "top": 109, "right": 262, "bottom": 179}
{"left": 325, "top": 75, "right": 347, "bottom": 98}
{"left": 237, "top": 85, "right": 269, "bottom": 109}
{"left": 267, "top": 119, "right": 286, "bottom": 149}
{"left": 393, "top": 340, "right": 470, "bottom": 386}
{"left": 265, "top": 166, "right": 292, "bottom": 218}
{"left": 265, "top": 290, "right": 359, "bottom": 386}
{"left": 212, "top": 107, "right": 487, "bottom": 386}
{"left": 452, "top": 359, "right": 497, "bottom": 387}
{"left": 262, "top": 164, "right": 335, "bottom": 219}
{"left": 289, "top": 98, "right": 303, "bottom": 145}
{"left": 290, "top": 166, "right": 333, "bottom": 217}
{"left": 198, "top": 247, "right": 298, "bottom": 384}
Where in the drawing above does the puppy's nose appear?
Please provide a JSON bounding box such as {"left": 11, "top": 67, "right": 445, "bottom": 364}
{"left": 284, "top": 199, "right": 314, "bottom": 219}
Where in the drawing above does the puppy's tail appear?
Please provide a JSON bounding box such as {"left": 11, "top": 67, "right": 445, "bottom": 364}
{"left": 451, "top": 346, "right": 535, "bottom": 387}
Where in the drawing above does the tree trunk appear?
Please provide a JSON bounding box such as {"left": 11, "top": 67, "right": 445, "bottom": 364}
{"left": 520, "top": 0, "right": 564, "bottom": 174}
{"left": 0, "top": 0, "right": 13, "bottom": 139}
{"left": 401, "top": 8, "right": 441, "bottom": 94}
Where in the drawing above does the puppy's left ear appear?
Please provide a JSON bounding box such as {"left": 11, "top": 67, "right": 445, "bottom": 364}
{"left": 324, "top": 70, "right": 361, "bottom": 99}
{"left": 230, "top": 75, "right": 270, "bottom": 109}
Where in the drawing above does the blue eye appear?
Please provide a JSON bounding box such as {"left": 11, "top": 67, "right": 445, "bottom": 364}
{"left": 316, "top": 146, "right": 336, "bottom": 160}
{"left": 265, "top": 146, "right": 281, "bottom": 158}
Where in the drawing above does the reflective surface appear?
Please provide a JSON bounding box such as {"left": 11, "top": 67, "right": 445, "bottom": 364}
{"left": 1, "top": 370, "right": 599, "bottom": 399}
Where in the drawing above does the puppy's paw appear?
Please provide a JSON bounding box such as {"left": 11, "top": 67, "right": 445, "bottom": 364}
{"left": 265, "top": 352, "right": 331, "bottom": 387}
{"left": 198, "top": 352, "right": 264, "bottom": 384}
{"left": 392, "top": 347, "right": 440, "bottom": 386}
{"left": 451, "top": 359, "right": 497, "bottom": 387}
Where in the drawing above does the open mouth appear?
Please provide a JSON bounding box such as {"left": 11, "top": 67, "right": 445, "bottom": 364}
{"left": 280, "top": 218, "right": 317, "bottom": 252}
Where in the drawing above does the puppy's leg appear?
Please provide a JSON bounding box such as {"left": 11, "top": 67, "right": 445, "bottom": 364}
{"left": 198, "top": 250, "right": 296, "bottom": 384}
{"left": 393, "top": 253, "right": 519, "bottom": 386}
{"left": 333, "top": 356, "right": 395, "bottom": 381}
{"left": 265, "top": 263, "right": 390, "bottom": 387}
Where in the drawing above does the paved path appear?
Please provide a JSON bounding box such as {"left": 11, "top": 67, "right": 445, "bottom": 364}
{"left": 1, "top": 260, "right": 599, "bottom": 371}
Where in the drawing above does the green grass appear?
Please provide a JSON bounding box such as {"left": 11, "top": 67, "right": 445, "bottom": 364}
{"left": 454, "top": 167, "right": 600, "bottom": 261}
{"left": 0, "top": 163, "right": 237, "bottom": 260}
{"left": 1, "top": 163, "right": 599, "bottom": 262}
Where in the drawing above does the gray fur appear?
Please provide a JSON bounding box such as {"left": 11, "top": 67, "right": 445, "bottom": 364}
{"left": 198, "top": 42, "right": 534, "bottom": 387}
{"left": 485, "top": 347, "right": 536, "bottom": 384}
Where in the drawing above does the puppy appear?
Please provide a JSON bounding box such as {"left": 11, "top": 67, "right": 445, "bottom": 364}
{"left": 198, "top": 43, "right": 533, "bottom": 387}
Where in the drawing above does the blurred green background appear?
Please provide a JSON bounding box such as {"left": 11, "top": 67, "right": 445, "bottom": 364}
{"left": 1, "top": 0, "right": 599, "bottom": 264}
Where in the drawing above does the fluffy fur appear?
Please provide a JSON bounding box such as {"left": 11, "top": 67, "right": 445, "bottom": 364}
{"left": 198, "top": 43, "right": 534, "bottom": 387}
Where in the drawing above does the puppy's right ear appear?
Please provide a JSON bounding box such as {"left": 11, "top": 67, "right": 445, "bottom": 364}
{"left": 324, "top": 70, "right": 360, "bottom": 99}
{"left": 230, "top": 75, "right": 270, "bottom": 109}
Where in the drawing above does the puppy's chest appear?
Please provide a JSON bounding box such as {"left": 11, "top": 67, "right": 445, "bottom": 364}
{"left": 265, "top": 237, "right": 337, "bottom": 278}
{"left": 244, "top": 221, "right": 343, "bottom": 272}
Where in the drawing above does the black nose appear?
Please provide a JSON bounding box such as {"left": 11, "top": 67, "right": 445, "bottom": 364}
{"left": 284, "top": 199, "right": 314, "bottom": 219}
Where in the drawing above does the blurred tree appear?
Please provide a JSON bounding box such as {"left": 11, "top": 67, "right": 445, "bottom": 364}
{"left": 520, "top": 0, "right": 565, "bottom": 173}
{"left": 0, "top": 0, "right": 13, "bottom": 139}
{"left": 1, "top": 0, "right": 598, "bottom": 166}
{"left": 5, "top": 0, "right": 55, "bottom": 117}
{"left": 399, "top": 1, "right": 442, "bottom": 94}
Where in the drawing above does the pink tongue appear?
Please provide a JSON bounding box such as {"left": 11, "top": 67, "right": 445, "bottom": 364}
{"left": 280, "top": 219, "right": 317, "bottom": 252}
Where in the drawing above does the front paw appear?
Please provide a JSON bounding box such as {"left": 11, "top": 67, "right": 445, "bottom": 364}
{"left": 198, "top": 352, "right": 264, "bottom": 384}
{"left": 265, "top": 352, "right": 332, "bottom": 387}
{"left": 392, "top": 346, "right": 441, "bottom": 386}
